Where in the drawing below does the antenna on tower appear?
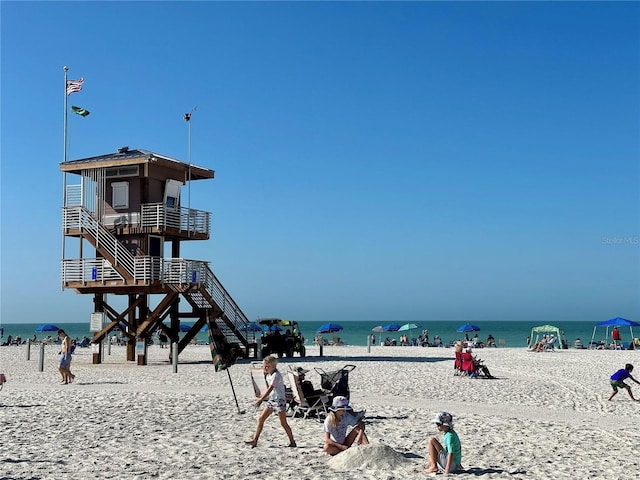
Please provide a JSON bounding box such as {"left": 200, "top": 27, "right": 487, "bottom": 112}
{"left": 184, "top": 106, "right": 197, "bottom": 211}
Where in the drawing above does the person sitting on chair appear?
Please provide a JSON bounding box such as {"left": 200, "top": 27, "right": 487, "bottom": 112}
{"left": 296, "top": 367, "right": 324, "bottom": 399}
{"left": 539, "top": 334, "right": 557, "bottom": 351}
{"left": 471, "top": 355, "right": 495, "bottom": 379}
{"left": 462, "top": 348, "right": 495, "bottom": 379}
{"left": 530, "top": 335, "right": 548, "bottom": 352}
{"left": 453, "top": 342, "right": 464, "bottom": 375}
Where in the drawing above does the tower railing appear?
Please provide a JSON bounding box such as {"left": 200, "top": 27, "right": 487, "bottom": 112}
{"left": 64, "top": 184, "right": 211, "bottom": 236}
{"left": 61, "top": 258, "right": 125, "bottom": 284}
{"left": 141, "top": 203, "right": 211, "bottom": 236}
{"left": 62, "top": 206, "right": 136, "bottom": 277}
{"left": 60, "top": 255, "right": 250, "bottom": 343}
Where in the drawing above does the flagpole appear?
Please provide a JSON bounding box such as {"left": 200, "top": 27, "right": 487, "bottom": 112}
{"left": 62, "top": 66, "right": 69, "bottom": 287}
{"left": 188, "top": 112, "right": 191, "bottom": 210}
{"left": 63, "top": 66, "right": 69, "bottom": 162}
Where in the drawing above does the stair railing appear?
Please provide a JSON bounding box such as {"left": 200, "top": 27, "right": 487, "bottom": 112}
{"left": 63, "top": 206, "right": 136, "bottom": 278}
{"left": 200, "top": 263, "right": 250, "bottom": 335}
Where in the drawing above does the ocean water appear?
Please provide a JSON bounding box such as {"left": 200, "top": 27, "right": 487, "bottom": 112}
{"left": 0, "top": 323, "right": 211, "bottom": 345}
{"left": 0, "top": 320, "right": 623, "bottom": 348}
{"left": 296, "top": 320, "right": 619, "bottom": 348}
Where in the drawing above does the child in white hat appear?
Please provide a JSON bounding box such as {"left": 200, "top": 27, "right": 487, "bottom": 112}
{"left": 322, "top": 396, "right": 368, "bottom": 455}
{"left": 425, "top": 411, "right": 463, "bottom": 474}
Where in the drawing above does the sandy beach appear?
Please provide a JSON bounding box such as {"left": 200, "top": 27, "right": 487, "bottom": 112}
{"left": 2, "top": 344, "right": 640, "bottom": 479}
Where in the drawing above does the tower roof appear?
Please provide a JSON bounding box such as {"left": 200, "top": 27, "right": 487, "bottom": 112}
{"left": 60, "top": 147, "right": 214, "bottom": 180}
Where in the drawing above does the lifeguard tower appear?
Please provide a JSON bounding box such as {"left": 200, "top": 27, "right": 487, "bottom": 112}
{"left": 60, "top": 147, "right": 256, "bottom": 364}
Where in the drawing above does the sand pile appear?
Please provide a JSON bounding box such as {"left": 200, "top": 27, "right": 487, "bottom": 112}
{"left": 327, "top": 443, "right": 407, "bottom": 471}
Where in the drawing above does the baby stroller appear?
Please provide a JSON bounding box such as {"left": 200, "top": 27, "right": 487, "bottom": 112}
{"left": 314, "top": 364, "right": 356, "bottom": 400}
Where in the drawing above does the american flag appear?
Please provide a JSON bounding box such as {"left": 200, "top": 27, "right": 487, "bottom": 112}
{"left": 66, "top": 78, "right": 84, "bottom": 95}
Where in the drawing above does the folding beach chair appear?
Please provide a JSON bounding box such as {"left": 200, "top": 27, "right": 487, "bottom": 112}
{"left": 249, "top": 362, "right": 268, "bottom": 399}
{"left": 454, "top": 350, "right": 463, "bottom": 376}
{"left": 314, "top": 364, "right": 356, "bottom": 400}
{"left": 543, "top": 337, "right": 557, "bottom": 352}
{"left": 287, "top": 370, "right": 329, "bottom": 421}
{"left": 250, "top": 362, "right": 296, "bottom": 413}
{"left": 460, "top": 352, "right": 478, "bottom": 377}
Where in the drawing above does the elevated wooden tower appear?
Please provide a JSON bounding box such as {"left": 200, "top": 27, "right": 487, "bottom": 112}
{"left": 60, "top": 147, "right": 256, "bottom": 364}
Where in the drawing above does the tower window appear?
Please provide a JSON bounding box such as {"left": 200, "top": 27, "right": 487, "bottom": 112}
{"left": 112, "top": 181, "right": 129, "bottom": 209}
{"left": 106, "top": 166, "right": 139, "bottom": 177}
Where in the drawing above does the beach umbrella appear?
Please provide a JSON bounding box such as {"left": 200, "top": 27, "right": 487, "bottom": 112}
{"left": 263, "top": 325, "right": 282, "bottom": 333}
{"left": 382, "top": 324, "right": 401, "bottom": 332}
{"left": 457, "top": 323, "right": 481, "bottom": 333}
{"left": 317, "top": 323, "right": 343, "bottom": 334}
{"left": 242, "top": 322, "right": 263, "bottom": 332}
{"left": 398, "top": 323, "right": 420, "bottom": 332}
{"left": 371, "top": 326, "right": 384, "bottom": 344}
{"left": 179, "top": 323, "right": 193, "bottom": 332}
{"left": 35, "top": 324, "right": 59, "bottom": 333}
{"left": 398, "top": 323, "right": 421, "bottom": 344}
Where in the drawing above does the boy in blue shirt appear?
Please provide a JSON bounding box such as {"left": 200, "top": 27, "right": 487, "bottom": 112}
{"left": 425, "top": 411, "right": 463, "bottom": 474}
{"left": 608, "top": 363, "right": 640, "bottom": 402}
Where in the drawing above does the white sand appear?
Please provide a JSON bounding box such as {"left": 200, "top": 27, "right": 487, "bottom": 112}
{"left": 2, "top": 344, "right": 640, "bottom": 479}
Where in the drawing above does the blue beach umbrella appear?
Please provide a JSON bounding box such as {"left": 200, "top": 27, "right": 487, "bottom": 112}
{"left": 457, "top": 323, "right": 481, "bottom": 333}
{"left": 317, "top": 323, "right": 343, "bottom": 334}
{"left": 263, "top": 325, "right": 283, "bottom": 333}
{"left": 382, "top": 324, "right": 401, "bottom": 332}
{"left": 241, "top": 322, "right": 263, "bottom": 332}
{"left": 35, "top": 324, "right": 59, "bottom": 333}
{"left": 162, "top": 322, "right": 206, "bottom": 333}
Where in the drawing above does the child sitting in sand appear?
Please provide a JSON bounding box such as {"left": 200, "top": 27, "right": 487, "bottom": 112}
{"left": 245, "top": 355, "right": 296, "bottom": 448}
{"left": 323, "top": 396, "right": 369, "bottom": 455}
{"left": 608, "top": 363, "right": 640, "bottom": 402}
{"left": 425, "top": 412, "right": 463, "bottom": 475}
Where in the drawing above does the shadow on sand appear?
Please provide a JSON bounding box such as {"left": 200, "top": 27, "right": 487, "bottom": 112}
{"left": 462, "top": 467, "right": 526, "bottom": 476}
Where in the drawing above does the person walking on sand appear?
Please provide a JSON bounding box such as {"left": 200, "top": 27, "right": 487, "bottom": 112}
{"left": 608, "top": 364, "right": 640, "bottom": 401}
{"left": 57, "top": 329, "right": 74, "bottom": 384}
{"left": 245, "top": 355, "right": 296, "bottom": 448}
{"left": 323, "top": 396, "right": 369, "bottom": 455}
{"left": 425, "top": 412, "right": 463, "bottom": 475}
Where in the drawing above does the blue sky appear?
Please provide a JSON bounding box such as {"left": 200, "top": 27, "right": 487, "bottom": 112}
{"left": 1, "top": 1, "right": 639, "bottom": 324}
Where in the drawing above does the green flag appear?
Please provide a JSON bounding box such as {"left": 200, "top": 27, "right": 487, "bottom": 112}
{"left": 71, "top": 105, "right": 90, "bottom": 117}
